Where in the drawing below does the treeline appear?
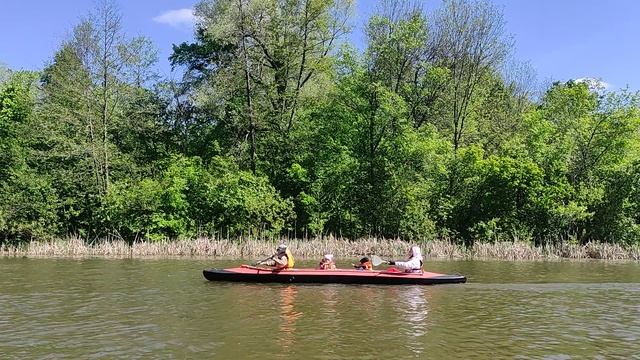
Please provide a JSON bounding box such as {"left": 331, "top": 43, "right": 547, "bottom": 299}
{"left": 1, "top": 0, "right": 639, "bottom": 246}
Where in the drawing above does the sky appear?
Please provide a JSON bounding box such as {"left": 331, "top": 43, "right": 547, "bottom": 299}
{"left": 1, "top": 0, "right": 639, "bottom": 90}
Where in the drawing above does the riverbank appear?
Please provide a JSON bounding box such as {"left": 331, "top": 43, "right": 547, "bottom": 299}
{"left": 1, "top": 236, "right": 639, "bottom": 261}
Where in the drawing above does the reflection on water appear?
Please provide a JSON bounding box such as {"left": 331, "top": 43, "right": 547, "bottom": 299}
{"left": 394, "top": 287, "right": 431, "bottom": 356}
{"left": 398, "top": 287, "right": 429, "bottom": 334}
{"left": 0, "top": 258, "right": 639, "bottom": 359}
{"left": 278, "top": 286, "right": 302, "bottom": 352}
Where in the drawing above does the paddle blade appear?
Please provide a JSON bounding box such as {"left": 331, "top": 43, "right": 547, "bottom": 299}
{"left": 371, "top": 255, "right": 386, "bottom": 267}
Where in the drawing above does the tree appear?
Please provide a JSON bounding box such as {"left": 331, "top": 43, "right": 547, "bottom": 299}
{"left": 35, "top": 0, "right": 160, "bottom": 237}
{"left": 366, "top": 0, "right": 449, "bottom": 129}
{"left": 176, "top": 0, "right": 352, "bottom": 175}
{"left": 0, "top": 63, "right": 11, "bottom": 86}
{"left": 44, "top": 0, "right": 159, "bottom": 194}
{"left": 0, "top": 72, "right": 34, "bottom": 180}
{"left": 474, "top": 71, "right": 533, "bottom": 155}
{"left": 0, "top": 72, "right": 60, "bottom": 242}
{"left": 430, "top": 0, "right": 512, "bottom": 151}
{"left": 103, "top": 155, "right": 294, "bottom": 240}
{"left": 538, "top": 81, "right": 640, "bottom": 186}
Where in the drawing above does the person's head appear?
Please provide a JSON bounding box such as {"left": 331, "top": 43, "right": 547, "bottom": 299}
{"left": 323, "top": 254, "right": 334, "bottom": 262}
{"left": 277, "top": 243, "right": 287, "bottom": 254}
{"left": 408, "top": 246, "right": 422, "bottom": 260}
{"left": 359, "top": 257, "right": 370, "bottom": 264}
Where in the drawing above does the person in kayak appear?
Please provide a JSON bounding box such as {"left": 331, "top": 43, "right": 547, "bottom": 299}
{"left": 257, "top": 244, "right": 295, "bottom": 270}
{"left": 352, "top": 257, "right": 373, "bottom": 270}
{"left": 387, "top": 246, "right": 423, "bottom": 273}
{"left": 318, "top": 254, "right": 336, "bottom": 270}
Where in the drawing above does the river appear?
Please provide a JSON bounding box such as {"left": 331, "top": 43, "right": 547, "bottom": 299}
{"left": 1, "top": 258, "right": 638, "bottom": 359}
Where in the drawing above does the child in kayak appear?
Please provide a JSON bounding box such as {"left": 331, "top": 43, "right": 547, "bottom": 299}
{"left": 318, "top": 254, "right": 336, "bottom": 270}
{"left": 387, "top": 246, "right": 423, "bottom": 273}
{"left": 352, "top": 257, "right": 373, "bottom": 270}
{"left": 257, "top": 244, "right": 295, "bottom": 270}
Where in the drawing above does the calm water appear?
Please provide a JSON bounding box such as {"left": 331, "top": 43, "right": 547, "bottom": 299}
{"left": 1, "top": 258, "right": 639, "bottom": 359}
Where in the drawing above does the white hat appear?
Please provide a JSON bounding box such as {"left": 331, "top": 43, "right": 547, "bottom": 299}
{"left": 277, "top": 244, "right": 287, "bottom": 253}
{"left": 323, "top": 254, "right": 334, "bottom": 261}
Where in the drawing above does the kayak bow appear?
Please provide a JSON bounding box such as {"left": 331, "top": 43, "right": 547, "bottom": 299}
{"left": 203, "top": 266, "right": 466, "bottom": 285}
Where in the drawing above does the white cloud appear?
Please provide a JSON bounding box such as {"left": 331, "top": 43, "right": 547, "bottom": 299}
{"left": 152, "top": 8, "right": 195, "bottom": 29}
{"left": 574, "top": 77, "right": 611, "bottom": 90}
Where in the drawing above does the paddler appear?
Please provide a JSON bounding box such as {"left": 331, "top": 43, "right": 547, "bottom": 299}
{"left": 386, "top": 246, "right": 423, "bottom": 273}
{"left": 352, "top": 256, "right": 373, "bottom": 270}
{"left": 257, "top": 244, "right": 295, "bottom": 270}
{"left": 318, "top": 254, "right": 336, "bottom": 270}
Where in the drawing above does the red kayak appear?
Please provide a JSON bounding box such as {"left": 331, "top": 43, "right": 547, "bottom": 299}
{"left": 203, "top": 265, "right": 466, "bottom": 285}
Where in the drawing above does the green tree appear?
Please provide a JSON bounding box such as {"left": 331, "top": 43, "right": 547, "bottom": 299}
{"left": 103, "top": 156, "right": 294, "bottom": 240}
{"left": 175, "top": 0, "right": 352, "bottom": 175}
{"left": 366, "top": 0, "right": 449, "bottom": 129}
{"left": 430, "top": 0, "right": 512, "bottom": 151}
{"left": 0, "top": 72, "right": 60, "bottom": 242}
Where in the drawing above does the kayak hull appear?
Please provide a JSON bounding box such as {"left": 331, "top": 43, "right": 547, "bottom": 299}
{"left": 203, "top": 266, "right": 466, "bottom": 285}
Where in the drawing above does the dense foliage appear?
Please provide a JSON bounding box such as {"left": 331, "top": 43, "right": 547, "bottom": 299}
{"left": 1, "top": 0, "right": 639, "bottom": 246}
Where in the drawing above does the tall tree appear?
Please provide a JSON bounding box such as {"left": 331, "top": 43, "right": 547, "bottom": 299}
{"left": 37, "top": 0, "right": 160, "bottom": 236}
{"left": 178, "top": 0, "right": 353, "bottom": 174}
{"left": 430, "top": 0, "right": 512, "bottom": 151}
{"left": 366, "top": 0, "right": 448, "bottom": 130}
{"left": 0, "top": 72, "right": 60, "bottom": 241}
{"left": 48, "top": 0, "right": 158, "bottom": 193}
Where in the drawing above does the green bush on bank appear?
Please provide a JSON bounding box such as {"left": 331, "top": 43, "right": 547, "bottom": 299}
{"left": 103, "top": 156, "right": 294, "bottom": 241}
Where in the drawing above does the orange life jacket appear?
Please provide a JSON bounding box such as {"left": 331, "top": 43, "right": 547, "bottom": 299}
{"left": 354, "top": 261, "right": 372, "bottom": 270}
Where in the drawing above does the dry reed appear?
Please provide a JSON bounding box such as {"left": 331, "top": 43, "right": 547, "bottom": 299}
{"left": 1, "top": 236, "right": 639, "bottom": 261}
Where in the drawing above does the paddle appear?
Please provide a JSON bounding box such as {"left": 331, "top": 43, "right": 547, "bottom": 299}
{"left": 371, "top": 255, "right": 388, "bottom": 267}
{"left": 252, "top": 255, "right": 273, "bottom": 266}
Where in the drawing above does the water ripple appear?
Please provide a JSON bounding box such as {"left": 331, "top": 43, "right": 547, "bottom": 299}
{"left": 0, "top": 258, "right": 638, "bottom": 359}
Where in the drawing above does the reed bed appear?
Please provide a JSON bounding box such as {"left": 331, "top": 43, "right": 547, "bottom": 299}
{"left": 1, "top": 236, "right": 639, "bottom": 261}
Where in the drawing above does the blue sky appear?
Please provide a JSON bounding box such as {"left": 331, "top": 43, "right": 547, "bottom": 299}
{"left": 1, "top": 0, "right": 638, "bottom": 90}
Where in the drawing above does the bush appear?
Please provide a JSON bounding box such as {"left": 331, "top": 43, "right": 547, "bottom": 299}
{"left": 103, "top": 156, "right": 294, "bottom": 241}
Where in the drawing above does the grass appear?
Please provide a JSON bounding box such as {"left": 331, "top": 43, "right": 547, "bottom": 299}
{"left": 1, "top": 235, "right": 639, "bottom": 261}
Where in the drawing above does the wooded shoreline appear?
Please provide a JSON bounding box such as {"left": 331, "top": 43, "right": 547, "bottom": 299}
{"left": 3, "top": 0, "right": 640, "bottom": 249}
{"left": 2, "top": 237, "right": 638, "bottom": 261}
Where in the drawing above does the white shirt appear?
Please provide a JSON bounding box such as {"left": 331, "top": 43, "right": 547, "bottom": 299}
{"left": 394, "top": 257, "right": 422, "bottom": 272}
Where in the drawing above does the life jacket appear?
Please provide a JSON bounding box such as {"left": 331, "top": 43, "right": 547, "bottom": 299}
{"left": 354, "top": 261, "right": 372, "bottom": 270}
{"left": 274, "top": 248, "right": 295, "bottom": 270}
{"left": 285, "top": 248, "right": 295, "bottom": 269}
{"left": 318, "top": 260, "right": 335, "bottom": 270}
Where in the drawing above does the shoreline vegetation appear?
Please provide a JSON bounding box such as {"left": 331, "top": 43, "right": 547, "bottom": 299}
{"left": 1, "top": 237, "right": 639, "bottom": 261}
{"left": 3, "top": 0, "right": 640, "bottom": 252}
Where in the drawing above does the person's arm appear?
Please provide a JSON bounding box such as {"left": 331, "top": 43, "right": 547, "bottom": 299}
{"left": 392, "top": 258, "right": 421, "bottom": 271}
{"left": 258, "top": 258, "right": 276, "bottom": 266}
{"left": 257, "top": 254, "right": 277, "bottom": 266}
{"left": 273, "top": 255, "right": 288, "bottom": 267}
